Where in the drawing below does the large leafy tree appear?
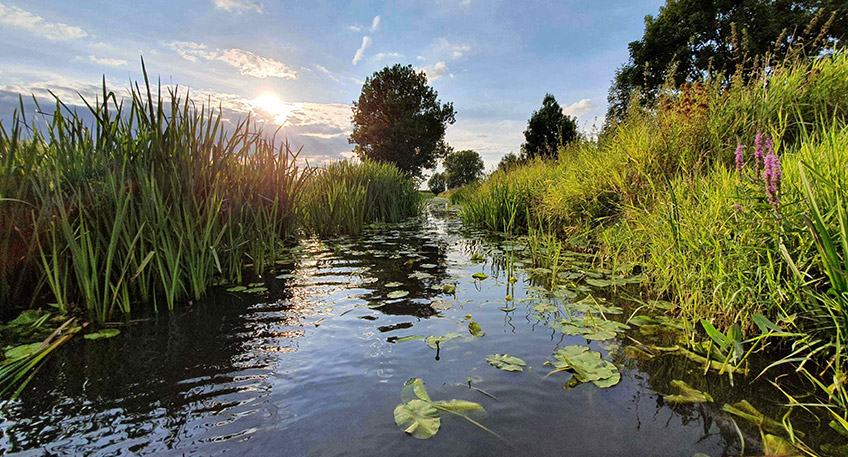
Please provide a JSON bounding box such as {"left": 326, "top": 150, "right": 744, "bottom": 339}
{"left": 443, "top": 149, "right": 484, "bottom": 189}
{"left": 428, "top": 172, "right": 446, "bottom": 194}
{"left": 350, "top": 64, "right": 456, "bottom": 178}
{"left": 522, "top": 94, "right": 578, "bottom": 160}
{"left": 607, "top": 0, "right": 848, "bottom": 122}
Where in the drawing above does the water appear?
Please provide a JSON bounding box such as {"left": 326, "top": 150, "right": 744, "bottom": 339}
{"left": 0, "top": 199, "right": 831, "bottom": 456}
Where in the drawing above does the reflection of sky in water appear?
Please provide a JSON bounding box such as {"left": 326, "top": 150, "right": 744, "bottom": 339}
{"left": 1, "top": 199, "right": 821, "bottom": 456}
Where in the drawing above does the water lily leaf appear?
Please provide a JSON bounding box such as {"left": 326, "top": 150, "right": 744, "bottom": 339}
{"left": 244, "top": 287, "right": 268, "bottom": 294}
{"left": 425, "top": 332, "right": 462, "bottom": 349}
{"left": 498, "top": 306, "right": 516, "bottom": 312}
{"left": 442, "top": 284, "right": 457, "bottom": 294}
{"left": 226, "top": 285, "right": 247, "bottom": 292}
{"left": 410, "top": 271, "right": 434, "bottom": 280}
{"left": 431, "top": 399, "right": 485, "bottom": 414}
{"left": 402, "top": 377, "right": 432, "bottom": 402}
{"left": 592, "top": 371, "right": 621, "bottom": 388}
{"left": 762, "top": 434, "right": 802, "bottom": 457}
{"left": 247, "top": 282, "right": 264, "bottom": 287}
{"left": 585, "top": 278, "right": 612, "bottom": 287}
{"left": 431, "top": 299, "right": 453, "bottom": 311}
{"left": 388, "top": 290, "right": 410, "bottom": 299}
{"left": 7, "top": 310, "right": 44, "bottom": 327}
{"left": 469, "top": 321, "right": 485, "bottom": 337}
{"left": 394, "top": 399, "right": 440, "bottom": 439}
{"left": 550, "top": 345, "right": 619, "bottom": 387}
{"left": 275, "top": 273, "right": 296, "bottom": 279}
{"left": 664, "top": 380, "right": 713, "bottom": 403}
{"left": 472, "top": 273, "right": 488, "bottom": 280}
{"left": 532, "top": 302, "right": 557, "bottom": 313}
{"left": 554, "top": 321, "right": 587, "bottom": 336}
{"left": 385, "top": 282, "right": 403, "bottom": 288}
{"left": 394, "top": 335, "right": 425, "bottom": 343}
{"left": 84, "top": 328, "right": 121, "bottom": 340}
{"left": 4, "top": 342, "right": 42, "bottom": 359}
{"left": 420, "top": 263, "right": 437, "bottom": 269}
{"left": 581, "top": 328, "right": 618, "bottom": 341}
{"left": 486, "top": 354, "right": 526, "bottom": 372}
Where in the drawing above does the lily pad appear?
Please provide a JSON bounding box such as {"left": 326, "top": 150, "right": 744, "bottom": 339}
{"left": 425, "top": 332, "right": 462, "bottom": 349}
{"left": 498, "top": 306, "right": 516, "bottom": 312}
{"left": 469, "top": 321, "right": 485, "bottom": 337}
{"left": 549, "top": 345, "right": 620, "bottom": 388}
{"left": 6, "top": 310, "right": 45, "bottom": 327}
{"left": 247, "top": 282, "right": 264, "bottom": 287}
{"left": 84, "top": 328, "right": 121, "bottom": 340}
{"left": 472, "top": 273, "right": 489, "bottom": 280}
{"left": 419, "top": 264, "right": 437, "bottom": 269}
{"left": 441, "top": 284, "right": 457, "bottom": 294}
{"left": 275, "top": 273, "right": 297, "bottom": 280}
{"left": 244, "top": 287, "right": 268, "bottom": 294}
{"left": 430, "top": 299, "right": 453, "bottom": 311}
{"left": 385, "top": 282, "right": 403, "bottom": 288}
{"left": 4, "top": 342, "right": 42, "bottom": 359}
{"left": 394, "top": 399, "right": 441, "bottom": 439}
{"left": 226, "top": 285, "right": 247, "bottom": 292}
{"left": 486, "top": 354, "right": 527, "bottom": 372}
{"left": 388, "top": 290, "right": 410, "bottom": 299}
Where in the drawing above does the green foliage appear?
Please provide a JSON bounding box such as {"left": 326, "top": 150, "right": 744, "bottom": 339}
{"left": 496, "top": 152, "right": 523, "bottom": 172}
{"left": 443, "top": 149, "right": 484, "bottom": 189}
{"left": 607, "top": 0, "right": 848, "bottom": 121}
{"left": 0, "top": 64, "right": 310, "bottom": 321}
{"left": 522, "top": 94, "right": 578, "bottom": 160}
{"left": 300, "top": 159, "right": 421, "bottom": 236}
{"left": 350, "top": 64, "right": 456, "bottom": 178}
{"left": 427, "top": 172, "right": 446, "bottom": 194}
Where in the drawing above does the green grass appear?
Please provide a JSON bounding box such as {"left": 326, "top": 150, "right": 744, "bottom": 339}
{"left": 457, "top": 49, "right": 848, "bottom": 430}
{"left": 299, "top": 159, "right": 422, "bottom": 236}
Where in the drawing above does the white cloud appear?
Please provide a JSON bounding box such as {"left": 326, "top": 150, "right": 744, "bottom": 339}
{"left": 374, "top": 52, "right": 401, "bottom": 59}
{"left": 347, "top": 25, "right": 362, "bottom": 32}
{"left": 370, "top": 15, "right": 381, "bottom": 32}
{"left": 352, "top": 36, "right": 371, "bottom": 65}
{"left": 561, "top": 98, "right": 595, "bottom": 118}
{"left": 429, "top": 38, "right": 471, "bottom": 60}
{"left": 75, "top": 55, "right": 128, "bottom": 67}
{"left": 211, "top": 0, "right": 264, "bottom": 13}
{"left": 0, "top": 3, "right": 87, "bottom": 40}
{"left": 166, "top": 41, "right": 296, "bottom": 79}
{"left": 314, "top": 64, "right": 340, "bottom": 83}
{"left": 420, "top": 61, "right": 449, "bottom": 81}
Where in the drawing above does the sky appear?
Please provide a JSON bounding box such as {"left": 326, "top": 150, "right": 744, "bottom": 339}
{"left": 0, "top": 0, "right": 665, "bottom": 171}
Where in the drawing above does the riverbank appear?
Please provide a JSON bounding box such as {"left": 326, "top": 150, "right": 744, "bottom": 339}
{"left": 453, "top": 50, "right": 848, "bottom": 446}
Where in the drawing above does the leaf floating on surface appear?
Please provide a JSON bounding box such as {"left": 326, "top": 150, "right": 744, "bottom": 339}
{"left": 664, "top": 380, "right": 713, "bottom": 403}
{"left": 84, "top": 328, "right": 121, "bottom": 340}
{"left": 430, "top": 299, "right": 453, "bottom": 311}
{"left": 548, "top": 345, "right": 620, "bottom": 388}
{"left": 472, "top": 273, "right": 488, "bottom": 280}
{"left": 4, "top": 342, "right": 42, "bottom": 359}
{"left": 226, "top": 285, "right": 247, "bottom": 292}
{"left": 275, "top": 273, "right": 296, "bottom": 279}
{"left": 385, "top": 282, "right": 403, "bottom": 288}
{"left": 244, "top": 287, "right": 268, "bottom": 294}
{"left": 425, "top": 332, "right": 462, "bottom": 349}
{"left": 393, "top": 378, "right": 488, "bottom": 440}
{"left": 441, "top": 284, "right": 457, "bottom": 294}
{"left": 468, "top": 321, "right": 485, "bottom": 337}
{"left": 419, "top": 264, "right": 437, "bottom": 269}
{"left": 486, "top": 354, "right": 527, "bottom": 372}
{"left": 498, "top": 306, "right": 516, "bottom": 312}
{"left": 387, "top": 290, "right": 410, "bottom": 299}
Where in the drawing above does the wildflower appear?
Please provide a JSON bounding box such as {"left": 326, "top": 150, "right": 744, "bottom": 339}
{"left": 733, "top": 203, "right": 743, "bottom": 212}
{"left": 734, "top": 144, "right": 744, "bottom": 175}
{"left": 762, "top": 144, "right": 782, "bottom": 210}
{"left": 754, "top": 131, "right": 764, "bottom": 176}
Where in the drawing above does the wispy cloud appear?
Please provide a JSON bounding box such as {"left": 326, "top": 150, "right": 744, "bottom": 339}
{"left": 561, "top": 98, "right": 595, "bottom": 118}
{"left": 347, "top": 25, "right": 362, "bottom": 32}
{"left": 166, "top": 41, "right": 297, "bottom": 79}
{"left": 429, "top": 38, "right": 471, "bottom": 60}
{"left": 370, "top": 15, "right": 381, "bottom": 32}
{"left": 374, "top": 52, "right": 401, "bottom": 60}
{"left": 0, "top": 3, "right": 87, "bottom": 40}
{"left": 352, "top": 36, "right": 371, "bottom": 65}
{"left": 211, "top": 0, "right": 264, "bottom": 13}
{"left": 75, "top": 55, "right": 128, "bottom": 68}
{"left": 314, "top": 64, "right": 340, "bottom": 83}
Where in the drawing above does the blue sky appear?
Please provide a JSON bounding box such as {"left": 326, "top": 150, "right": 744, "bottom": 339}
{"left": 0, "top": 0, "right": 664, "bottom": 169}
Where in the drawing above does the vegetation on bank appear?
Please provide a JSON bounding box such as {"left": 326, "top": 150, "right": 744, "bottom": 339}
{"left": 455, "top": 50, "right": 848, "bottom": 438}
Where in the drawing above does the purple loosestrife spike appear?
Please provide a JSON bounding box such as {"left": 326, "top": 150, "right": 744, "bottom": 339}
{"left": 735, "top": 145, "right": 744, "bottom": 175}
{"left": 754, "top": 131, "right": 764, "bottom": 177}
{"left": 762, "top": 145, "right": 781, "bottom": 210}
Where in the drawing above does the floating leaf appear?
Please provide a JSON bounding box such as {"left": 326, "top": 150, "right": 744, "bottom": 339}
{"left": 6, "top": 310, "right": 44, "bottom": 327}
{"left": 385, "top": 282, "right": 403, "bottom": 288}
{"left": 244, "top": 287, "right": 268, "bottom": 294}
{"left": 532, "top": 302, "right": 557, "bottom": 313}
{"left": 498, "top": 306, "right": 516, "bottom": 312}
{"left": 469, "top": 321, "right": 485, "bottom": 337}
{"left": 247, "top": 282, "right": 264, "bottom": 287}
{"left": 275, "top": 273, "right": 296, "bottom": 279}
{"left": 388, "top": 290, "right": 410, "bottom": 299}
{"left": 762, "top": 434, "right": 802, "bottom": 457}
{"left": 226, "top": 285, "right": 247, "bottom": 292}
{"left": 420, "top": 264, "right": 437, "bottom": 269}
{"left": 410, "top": 271, "right": 434, "bottom": 280}
{"left": 4, "top": 342, "right": 42, "bottom": 359}
{"left": 585, "top": 278, "right": 612, "bottom": 287}
{"left": 664, "top": 380, "right": 713, "bottom": 403}
{"left": 431, "top": 299, "right": 453, "bottom": 311}
{"left": 394, "top": 400, "right": 440, "bottom": 439}
{"left": 84, "top": 328, "right": 121, "bottom": 340}
{"left": 486, "top": 354, "right": 526, "bottom": 372}
{"left": 393, "top": 335, "right": 425, "bottom": 343}
{"left": 425, "top": 332, "right": 461, "bottom": 349}
{"left": 549, "top": 345, "right": 619, "bottom": 388}
{"left": 441, "top": 284, "right": 457, "bottom": 294}
{"left": 472, "top": 273, "right": 488, "bottom": 280}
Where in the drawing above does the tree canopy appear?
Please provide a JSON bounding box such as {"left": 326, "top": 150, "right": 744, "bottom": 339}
{"left": 606, "top": 0, "right": 848, "bottom": 122}
{"left": 443, "top": 149, "right": 485, "bottom": 189}
{"left": 350, "top": 64, "right": 456, "bottom": 178}
{"left": 497, "top": 153, "right": 523, "bottom": 172}
{"left": 522, "top": 94, "right": 578, "bottom": 160}
{"left": 427, "top": 172, "right": 446, "bottom": 194}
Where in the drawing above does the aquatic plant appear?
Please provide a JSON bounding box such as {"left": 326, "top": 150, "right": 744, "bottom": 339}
{"left": 393, "top": 378, "right": 497, "bottom": 440}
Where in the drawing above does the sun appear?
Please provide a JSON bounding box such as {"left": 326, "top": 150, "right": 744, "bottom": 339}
{"left": 251, "top": 92, "right": 295, "bottom": 127}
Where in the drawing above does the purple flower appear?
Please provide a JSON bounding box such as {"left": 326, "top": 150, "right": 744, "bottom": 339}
{"left": 734, "top": 145, "right": 744, "bottom": 175}
{"left": 754, "top": 131, "right": 764, "bottom": 176}
{"left": 762, "top": 143, "right": 782, "bottom": 210}
{"left": 733, "top": 203, "right": 743, "bottom": 212}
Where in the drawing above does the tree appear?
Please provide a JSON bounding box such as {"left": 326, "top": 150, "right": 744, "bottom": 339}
{"left": 606, "top": 0, "right": 848, "bottom": 123}
{"left": 522, "top": 94, "right": 578, "bottom": 160}
{"left": 350, "top": 64, "right": 457, "bottom": 178}
{"left": 443, "top": 149, "right": 484, "bottom": 189}
{"left": 497, "top": 153, "right": 523, "bottom": 172}
{"left": 428, "top": 172, "right": 446, "bottom": 194}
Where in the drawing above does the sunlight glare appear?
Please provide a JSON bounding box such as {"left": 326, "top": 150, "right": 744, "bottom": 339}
{"left": 251, "top": 92, "right": 297, "bottom": 127}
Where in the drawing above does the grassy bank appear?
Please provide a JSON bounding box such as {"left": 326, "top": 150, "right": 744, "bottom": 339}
{"left": 0, "top": 72, "right": 421, "bottom": 324}
{"left": 456, "top": 50, "right": 848, "bottom": 432}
